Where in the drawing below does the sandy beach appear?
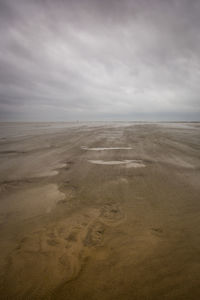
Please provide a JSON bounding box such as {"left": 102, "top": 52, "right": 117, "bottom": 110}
{"left": 0, "top": 122, "right": 200, "bottom": 299}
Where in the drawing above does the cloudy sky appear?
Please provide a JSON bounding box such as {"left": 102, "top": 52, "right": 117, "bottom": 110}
{"left": 0, "top": 0, "right": 200, "bottom": 121}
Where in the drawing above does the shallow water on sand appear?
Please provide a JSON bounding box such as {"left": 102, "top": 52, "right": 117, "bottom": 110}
{"left": 88, "top": 159, "right": 145, "bottom": 167}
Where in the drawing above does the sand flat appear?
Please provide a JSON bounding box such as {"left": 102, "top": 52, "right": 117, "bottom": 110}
{"left": 0, "top": 122, "right": 200, "bottom": 299}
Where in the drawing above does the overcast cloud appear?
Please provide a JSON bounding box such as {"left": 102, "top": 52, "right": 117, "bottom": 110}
{"left": 0, "top": 0, "right": 200, "bottom": 121}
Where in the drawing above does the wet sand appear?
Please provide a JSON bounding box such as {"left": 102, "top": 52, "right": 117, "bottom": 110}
{"left": 0, "top": 122, "right": 200, "bottom": 299}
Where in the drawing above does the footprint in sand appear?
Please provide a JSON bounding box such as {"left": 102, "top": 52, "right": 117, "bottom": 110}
{"left": 100, "top": 203, "right": 124, "bottom": 225}
{"left": 83, "top": 222, "right": 105, "bottom": 247}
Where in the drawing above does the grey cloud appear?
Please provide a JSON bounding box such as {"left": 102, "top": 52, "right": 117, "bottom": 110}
{"left": 0, "top": 0, "right": 200, "bottom": 121}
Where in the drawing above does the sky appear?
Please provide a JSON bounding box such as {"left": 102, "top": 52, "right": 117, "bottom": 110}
{"left": 0, "top": 0, "right": 200, "bottom": 121}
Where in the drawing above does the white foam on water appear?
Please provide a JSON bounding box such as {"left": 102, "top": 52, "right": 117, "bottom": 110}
{"left": 88, "top": 159, "right": 145, "bottom": 167}
{"left": 82, "top": 146, "right": 132, "bottom": 151}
